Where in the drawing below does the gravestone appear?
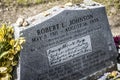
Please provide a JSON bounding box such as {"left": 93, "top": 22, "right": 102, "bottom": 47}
{"left": 14, "top": 2, "right": 117, "bottom": 80}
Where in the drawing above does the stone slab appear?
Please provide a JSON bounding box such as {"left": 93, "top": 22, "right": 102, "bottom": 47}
{"left": 14, "top": 3, "right": 117, "bottom": 80}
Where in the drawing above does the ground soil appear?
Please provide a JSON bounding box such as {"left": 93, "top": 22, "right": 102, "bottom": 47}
{"left": 0, "top": 1, "right": 120, "bottom": 36}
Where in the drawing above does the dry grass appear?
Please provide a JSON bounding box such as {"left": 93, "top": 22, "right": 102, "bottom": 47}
{"left": 0, "top": 0, "right": 82, "bottom": 7}
{"left": 0, "top": 0, "right": 83, "bottom": 24}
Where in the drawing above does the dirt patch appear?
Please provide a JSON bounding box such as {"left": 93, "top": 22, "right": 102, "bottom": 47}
{"left": 0, "top": 1, "right": 66, "bottom": 23}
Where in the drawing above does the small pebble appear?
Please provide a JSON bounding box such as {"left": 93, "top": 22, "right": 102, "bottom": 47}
{"left": 76, "top": 4, "right": 81, "bottom": 7}
{"left": 43, "top": 12, "right": 50, "bottom": 17}
{"left": 16, "top": 17, "right": 24, "bottom": 27}
{"left": 65, "top": 2, "right": 73, "bottom": 7}
{"left": 31, "top": 19, "right": 36, "bottom": 22}
{"left": 83, "top": 0, "right": 96, "bottom": 6}
{"left": 22, "top": 21, "right": 29, "bottom": 27}
{"left": 59, "top": 5, "right": 64, "bottom": 8}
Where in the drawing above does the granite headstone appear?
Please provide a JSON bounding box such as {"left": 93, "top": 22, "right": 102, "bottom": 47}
{"left": 14, "top": 3, "right": 117, "bottom": 80}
